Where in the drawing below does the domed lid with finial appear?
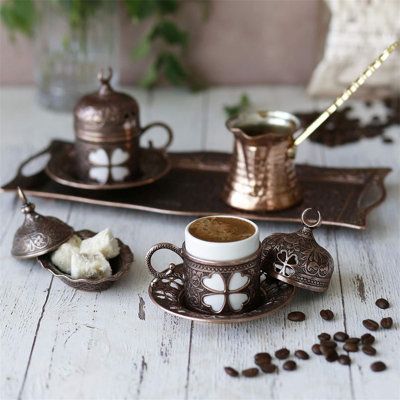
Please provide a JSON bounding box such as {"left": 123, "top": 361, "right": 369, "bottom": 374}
{"left": 11, "top": 188, "right": 74, "bottom": 259}
{"left": 261, "top": 208, "right": 334, "bottom": 292}
{"left": 74, "top": 68, "right": 140, "bottom": 143}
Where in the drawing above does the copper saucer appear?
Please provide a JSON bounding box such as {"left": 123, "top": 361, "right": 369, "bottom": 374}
{"left": 38, "top": 230, "right": 133, "bottom": 291}
{"left": 45, "top": 142, "right": 171, "bottom": 190}
{"left": 148, "top": 264, "right": 296, "bottom": 324}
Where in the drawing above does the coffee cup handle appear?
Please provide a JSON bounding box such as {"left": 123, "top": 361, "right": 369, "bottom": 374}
{"left": 140, "top": 122, "right": 173, "bottom": 151}
{"left": 145, "top": 242, "right": 183, "bottom": 279}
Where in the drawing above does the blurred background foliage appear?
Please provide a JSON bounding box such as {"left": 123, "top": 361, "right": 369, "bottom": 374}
{"left": 0, "top": 0, "right": 207, "bottom": 89}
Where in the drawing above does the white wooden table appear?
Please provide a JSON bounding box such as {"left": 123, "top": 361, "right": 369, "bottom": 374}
{"left": 1, "top": 86, "right": 399, "bottom": 400}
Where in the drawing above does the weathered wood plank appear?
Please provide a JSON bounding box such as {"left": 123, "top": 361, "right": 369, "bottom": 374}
{"left": 19, "top": 207, "right": 194, "bottom": 399}
{"left": 186, "top": 87, "right": 352, "bottom": 400}
{"left": 1, "top": 86, "right": 398, "bottom": 400}
{"left": 320, "top": 133, "right": 400, "bottom": 400}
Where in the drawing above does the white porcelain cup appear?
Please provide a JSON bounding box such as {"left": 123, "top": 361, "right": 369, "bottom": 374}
{"left": 184, "top": 215, "right": 259, "bottom": 261}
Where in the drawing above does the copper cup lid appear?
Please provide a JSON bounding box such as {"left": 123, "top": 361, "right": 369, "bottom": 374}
{"left": 261, "top": 208, "right": 334, "bottom": 292}
{"left": 74, "top": 67, "right": 140, "bottom": 143}
{"left": 11, "top": 188, "right": 74, "bottom": 259}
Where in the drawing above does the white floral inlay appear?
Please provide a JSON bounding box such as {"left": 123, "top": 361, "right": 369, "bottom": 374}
{"left": 202, "top": 272, "right": 250, "bottom": 313}
{"left": 274, "top": 250, "right": 297, "bottom": 277}
{"left": 88, "top": 148, "right": 130, "bottom": 183}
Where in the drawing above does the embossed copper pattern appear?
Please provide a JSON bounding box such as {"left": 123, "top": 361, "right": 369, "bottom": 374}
{"left": 1, "top": 142, "right": 391, "bottom": 230}
{"left": 146, "top": 243, "right": 262, "bottom": 315}
{"left": 73, "top": 68, "right": 173, "bottom": 182}
{"left": 45, "top": 141, "right": 171, "bottom": 190}
{"left": 74, "top": 68, "right": 140, "bottom": 143}
{"left": 38, "top": 230, "right": 133, "bottom": 291}
{"left": 261, "top": 209, "right": 334, "bottom": 292}
{"left": 148, "top": 264, "right": 296, "bottom": 324}
{"left": 11, "top": 188, "right": 74, "bottom": 259}
{"left": 222, "top": 111, "right": 303, "bottom": 211}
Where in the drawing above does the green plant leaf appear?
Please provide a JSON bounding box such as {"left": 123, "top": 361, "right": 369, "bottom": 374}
{"left": 157, "top": 52, "right": 188, "bottom": 86}
{"left": 0, "top": 0, "right": 36, "bottom": 38}
{"left": 124, "top": 0, "right": 157, "bottom": 21}
{"left": 156, "top": 0, "right": 179, "bottom": 15}
{"left": 224, "top": 94, "right": 252, "bottom": 118}
{"left": 140, "top": 61, "right": 159, "bottom": 88}
{"left": 132, "top": 33, "right": 151, "bottom": 59}
{"left": 149, "top": 19, "right": 188, "bottom": 46}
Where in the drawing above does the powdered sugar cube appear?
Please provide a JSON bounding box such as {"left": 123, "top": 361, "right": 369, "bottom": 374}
{"left": 80, "top": 228, "right": 120, "bottom": 259}
{"left": 50, "top": 235, "right": 81, "bottom": 274}
{"left": 70, "top": 252, "right": 112, "bottom": 279}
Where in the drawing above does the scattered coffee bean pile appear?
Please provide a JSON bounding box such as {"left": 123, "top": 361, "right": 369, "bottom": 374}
{"left": 224, "top": 298, "right": 393, "bottom": 378}
{"left": 296, "top": 96, "right": 399, "bottom": 147}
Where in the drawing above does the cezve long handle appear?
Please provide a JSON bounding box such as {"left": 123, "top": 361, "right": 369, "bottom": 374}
{"left": 290, "top": 41, "right": 399, "bottom": 156}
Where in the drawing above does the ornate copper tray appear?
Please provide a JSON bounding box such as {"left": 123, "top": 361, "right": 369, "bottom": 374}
{"left": 1, "top": 140, "right": 391, "bottom": 230}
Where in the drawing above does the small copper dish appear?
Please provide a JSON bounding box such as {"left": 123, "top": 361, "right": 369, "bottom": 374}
{"left": 148, "top": 264, "right": 295, "bottom": 324}
{"left": 38, "top": 230, "right": 133, "bottom": 291}
{"left": 45, "top": 142, "right": 171, "bottom": 190}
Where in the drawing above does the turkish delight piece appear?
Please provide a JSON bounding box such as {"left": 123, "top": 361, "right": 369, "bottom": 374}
{"left": 70, "top": 252, "right": 112, "bottom": 279}
{"left": 80, "top": 229, "right": 120, "bottom": 259}
{"left": 50, "top": 235, "right": 81, "bottom": 274}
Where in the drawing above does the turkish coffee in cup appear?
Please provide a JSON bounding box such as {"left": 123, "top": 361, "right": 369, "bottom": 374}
{"left": 188, "top": 216, "right": 256, "bottom": 242}
{"left": 146, "top": 215, "right": 262, "bottom": 315}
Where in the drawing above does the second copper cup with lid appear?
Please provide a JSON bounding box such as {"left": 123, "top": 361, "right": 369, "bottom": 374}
{"left": 74, "top": 68, "right": 173, "bottom": 184}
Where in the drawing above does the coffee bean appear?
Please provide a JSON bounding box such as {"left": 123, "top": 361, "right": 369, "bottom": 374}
{"left": 333, "top": 331, "right": 349, "bottom": 342}
{"left": 370, "top": 361, "right": 386, "bottom": 372}
{"left": 294, "top": 350, "right": 309, "bottom": 360}
{"left": 260, "top": 363, "right": 277, "bottom": 374}
{"left": 224, "top": 367, "right": 239, "bottom": 377}
{"left": 242, "top": 368, "right": 259, "bottom": 377}
{"left": 325, "top": 351, "right": 339, "bottom": 362}
{"left": 363, "top": 319, "right": 379, "bottom": 331}
{"left": 343, "top": 342, "right": 359, "bottom": 352}
{"left": 375, "top": 298, "right": 389, "bottom": 309}
{"left": 254, "top": 352, "right": 271, "bottom": 366}
{"left": 312, "top": 344, "right": 322, "bottom": 355}
{"left": 362, "top": 345, "right": 377, "bottom": 356}
{"left": 321, "top": 340, "right": 337, "bottom": 349}
{"left": 338, "top": 355, "right": 351, "bottom": 365}
{"left": 320, "top": 346, "right": 334, "bottom": 357}
{"left": 275, "top": 348, "right": 290, "bottom": 360}
{"left": 287, "top": 311, "right": 305, "bottom": 322}
{"left": 361, "top": 333, "right": 375, "bottom": 345}
{"left": 283, "top": 360, "right": 297, "bottom": 371}
{"left": 320, "top": 309, "right": 334, "bottom": 320}
{"left": 382, "top": 136, "right": 394, "bottom": 144}
{"left": 318, "top": 333, "right": 331, "bottom": 342}
{"left": 380, "top": 317, "right": 393, "bottom": 329}
{"left": 346, "top": 337, "right": 360, "bottom": 344}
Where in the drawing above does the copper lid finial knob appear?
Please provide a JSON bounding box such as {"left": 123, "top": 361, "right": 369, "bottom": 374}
{"left": 17, "top": 187, "right": 35, "bottom": 214}
{"left": 97, "top": 67, "right": 113, "bottom": 95}
{"left": 301, "top": 208, "right": 322, "bottom": 229}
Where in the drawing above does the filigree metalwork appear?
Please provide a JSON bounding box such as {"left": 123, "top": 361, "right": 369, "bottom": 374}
{"left": 261, "top": 209, "right": 334, "bottom": 292}
{"left": 148, "top": 264, "right": 296, "bottom": 323}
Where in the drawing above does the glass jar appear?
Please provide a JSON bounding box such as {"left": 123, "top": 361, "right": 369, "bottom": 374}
{"left": 34, "top": 1, "right": 119, "bottom": 111}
